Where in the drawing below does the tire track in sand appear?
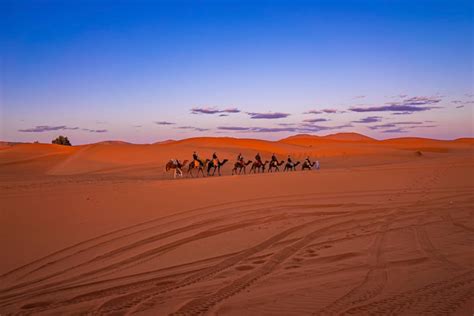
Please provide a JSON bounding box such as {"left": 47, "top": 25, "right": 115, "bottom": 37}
{"left": 168, "top": 215, "right": 377, "bottom": 316}
{"left": 343, "top": 270, "right": 474, "bottom": 315}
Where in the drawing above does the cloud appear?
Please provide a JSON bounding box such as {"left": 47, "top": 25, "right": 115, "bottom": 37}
{"left": 351, "top": 116, "right": 382, "bottom": 123}
{"left": 369, "top": 123, "right": 397, "bottom": 130}
{"left": 392, "top": 112, "right": 413, "bottom": 115}
{"left": 191, "top": 107, "right": 240, "bottom": 115}
{"left": 217, "top": 123, "right": 352, "bottom": 133}
{"left": 95, "top": 120, "right": 107, "bottom": 124}
{"left": 82, "top": 128, "right": 108, "bottom": 133}
{"left": 351, "top": 96, "right": 442, "bottom": 113}
{"left": 303, "top": 118, "right": 329, "bottom": 123}
{"left": 303, "top": 110, "right": 323, "bottom": 114}
{"left": 321, "top": 109, "right": 339, "bottom": 114}
{"left": 452, "top": 100, "right": 473, "bottom": 107}
{"left": 18, "top": 125, "right": 108, "bottom": 133}
{"left": 155, "top": 121, "right": 175, "bottom": 125}
{"left": 353, "top": 95, "right": 366, "bottom": 99}
{"left": 382, "top": 128, "right": 407, "bottom": 133}
{"left": 370, "top": 121, "right": 432, "bottom": 131}
{"left": 247, "top": 112, "right": 290, "bottom": 119}
{"left": 391, "top": 121, "right": 423, "bottom": 125}
{"left": 303, "top": 108, "right": 340, "bottom": 115}
{"left": 217, "top": 126, "right": 251, "bottom": 131}
{"left": 133, "top": 125, "right": 142, "bottom": 128}
{"left": 219, "top": 114, "right": 229, "bottom": 117}
{"left": 176, "top": 126, "right": 209, "bottom": 132}
{"left": 278, "top": 123, "right": 297, "bottom": 126}
{"left": 351, "top": 104, "right": 438, "bottom": 113}
{"left": 18, "top": 125, "right": 79, "bottom": 132}
{"left": 465, "top": 93, "right": 474, "bottom": 97}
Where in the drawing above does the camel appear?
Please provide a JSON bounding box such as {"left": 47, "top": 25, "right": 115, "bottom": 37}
{"left": 232, "top": 160, "right": 252, "bottom": 175}
{"left": 207, "top": 159, "right": 229, "bottom": 176}
{"left": 284, "top": 161, "right": 300, "bottom": 171}
{"left": 268, "top": 160, "right": 285, "bottom": 173}
{"left": 187, "top": 159, "right": 210, "bottom": 177}
{"left": 165, "top": 159, "right": 188, "bottom": 178}
{"left": 301, "top": 160, "right": 316, "bottom": 171}
{"left": 250, "top": 160, "right": 269, "bottom": 173}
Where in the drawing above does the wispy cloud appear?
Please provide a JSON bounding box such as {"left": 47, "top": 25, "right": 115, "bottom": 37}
{"left": 219, "top": 114, "right": 229, "bottom": 117}
{"left": 370, "top": 121, "right": 433, "bottom": 131}
{"left": 218, "top": 123, "right": 352, "bottom": 133}
{"left": 456, "top": 105, "right": 465, "bottom": 109}
{"left": 176, "top": 126, "right": 209, "bottom": 132}
{"left": 19, "top": 125, "right": 79, "bottom": 132}
{"left": 351, "top": 116, "right": 382, "bottom": 123}
{"left": 351, "top": 104, "right": 439, "bottom": 113}
{"left": 155, "top": 121, "right": 175, "bottom": 125}
{"left": 382, "top": 128, "right": 407, "bottom": 133}
{"left": 217, "top": 126, "right": 250, "bottom": 131}
{"left": 304, "top": 108, "right": 341, "bottom": 114}
{"left": 392, "top": 112, "right": 413, "bottom": 115}
{"left": 247, "top": 112, "right": 290, "bottom": 119}
{"left": 191, "top": 107, "right": 240, "bottom": 115}
{"left": 303, "top": 110, "right": 323, "bottom": 114}
{"left": 82, "top": 128, "right": 108, "bottom": 133}
{"left": 351, "top": 96, "right": 442, "bottom": 113}
{"left": 19, "top": 125, "right": 109, "bottom": 133}
{"left": 303, "top": 118, "right": 329, "bottom": 123}
{"left": 353, "top": 95, "right": 366, "bottom": 99}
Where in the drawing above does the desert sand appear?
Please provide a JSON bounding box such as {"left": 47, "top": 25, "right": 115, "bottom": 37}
{"left": 0, "top": 133, "right": 473, "bottom": 315}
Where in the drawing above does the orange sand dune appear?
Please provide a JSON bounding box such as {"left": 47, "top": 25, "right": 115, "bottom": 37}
{"left": 0, "top": 134, "right": 473, "bottom": 315}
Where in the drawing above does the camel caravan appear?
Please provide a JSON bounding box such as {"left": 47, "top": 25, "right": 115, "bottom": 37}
{"left": 166, "top": 151, "right": 320, "bottom": 179}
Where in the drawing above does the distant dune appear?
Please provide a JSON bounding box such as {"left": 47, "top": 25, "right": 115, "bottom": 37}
{"left": 0, "top": 133, "right": 472, "bottom": 177}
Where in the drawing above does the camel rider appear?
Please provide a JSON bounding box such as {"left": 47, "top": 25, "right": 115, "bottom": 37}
{"left": 305, "top": 156, "right": 311, "bottom": 165}
{"left": 237, "top": 153, "right": 244, "bottom": 163}
{"left": 271, "top": 153, "right": 278, "bottom": 164}
{"left": 255, "top": 153, "right": 263, "bottom": 165}
{"left": 287, "top": 155, "right": 293, "bottom": 164}
{"left": 193, "top": 151, "right": 202, "bottom": 167}
{"left": 212, "top": 152, "right": 218, "bottom": 166}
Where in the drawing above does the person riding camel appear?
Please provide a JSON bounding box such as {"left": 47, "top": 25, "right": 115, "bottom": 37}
{"left": 212, "top": 152, "right": 218, "bottom": 167}
{"left": 255, "top": 153, "right": 263, "bottom": 165}
{"left": 287, "top": 155, "right": 293, "bottom": 164}
{"left": 193, "top": 151, "right": 203, "bottom": 167}
{"left": 305, "top": 156, "right": 311, "bottom": 165}
{"left": 237, "top": 153, "right": 244, "bottom": 163}
{"left": 271, "top": 153, "right": 278, "bottom": 163}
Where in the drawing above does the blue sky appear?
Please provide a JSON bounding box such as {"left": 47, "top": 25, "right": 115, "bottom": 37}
{"left": 1, "top": 0, "right": 472, "bottom": 144}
